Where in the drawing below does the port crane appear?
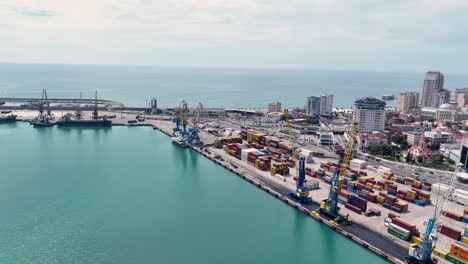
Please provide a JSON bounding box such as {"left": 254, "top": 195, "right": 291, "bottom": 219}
{"left": 172, "top": 100, "right": 189, "bottom": 136}
{"left": 31, "top": 89, "right": 54, "bottom": 126}
{"left": 284, "top": 109, "right": 312, "bottom": 204}
{"left": 406, "top": 165, "right": 462, "bottom": 264}
{"left": 188, "top": 102, "right": 203, "bottom": 146}
{"left": 315, "top": 121, "right": 357, "bottom": 225}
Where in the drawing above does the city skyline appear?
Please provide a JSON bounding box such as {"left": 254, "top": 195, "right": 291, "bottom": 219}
{"left": 1, "top": 1, "right": 468, "bottom": 72}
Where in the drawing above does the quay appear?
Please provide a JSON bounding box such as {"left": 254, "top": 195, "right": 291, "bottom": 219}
{"left": 4, "top": 108, "right": 462, "bottom": 264}
{"left": 150, "top": 120, "right": 405, "bottom": 264}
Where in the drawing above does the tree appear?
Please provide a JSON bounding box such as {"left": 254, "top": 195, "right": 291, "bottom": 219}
{"left": 381, "top": 144, "right": 393, "bottom": 156}
{"left": 434, "top": 153, "right": 445, "bottom": 164}
{"left": 405, "top": 152, "right": 413, "bottom": 163}
{"left": 417, "top": 156, "right": 424, "bottom": 164}
{"left": 369, "top": 145, "right": 379, "bottom": 155}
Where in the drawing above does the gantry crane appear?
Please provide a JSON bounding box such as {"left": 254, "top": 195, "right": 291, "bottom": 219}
{"left": 172, "top": 100, "right": 189, "bottom": 136}
{"left": 407, "top": 165, "right": 462, "bottom": 264}
{"left": 31, "top": 89, "right": 54, "bottom": 127}
{"left": 315, "top": 121, "right": 357, "bottom": 225}
{"left": 284, "top": 109, "right": 312, "bottom": 204}
{"left": 188, "top": 102, "right": 203, "bottom": 146}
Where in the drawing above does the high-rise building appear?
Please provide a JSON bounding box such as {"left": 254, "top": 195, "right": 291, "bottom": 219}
{"left": 267, "top": 102, "right": 282, "bottom": 113}
{"left": 435, "top": 88, "right": 450, "bottom": 106}
{"left": 305, "top": 96, "right": 321, "bottom": 116}
{"left": 320, "top": 94, "right": 334, "bottom": 115}
{"left": 397, "top": 92, "right": 419, "bottom": 112}
{"left": 455, "top": 88, "right": 468, "bottom": 107}
{"left": 354, "top": 97, "right": 386, "bottom": 133}
{"left": 421, "top": 71, "right": 445, "bottom": 107}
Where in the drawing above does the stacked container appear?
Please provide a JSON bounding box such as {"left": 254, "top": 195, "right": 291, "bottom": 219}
{"left": 440, "top": 224, "right": 462, "bottom": 240}
{"left": 464, "top": 209, "right": 468, "bottom": 223}
{"left": 444, "top": 210, "right": 464, "bottom": 222}
{"left": 349, "top": 195, "right": 367, "bottom": 212}
{"left": 450, "top": 241, "right": 468, "bottom": 262}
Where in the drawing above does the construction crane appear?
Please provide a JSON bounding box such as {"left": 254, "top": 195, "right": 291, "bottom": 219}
{"left": 316, "top": 121, "right": 357, "bottom": 225}
{"left": 284, "top": 109, "right": 312, "bottom": 204}
{"left": 188, "top": 102, "right": 203, "bottom": 146}
{"left": 406, "top": 165, "right": 462, "bottom": 264}
{"left": 172, "top": 100, "right": 189, "bottom": 136}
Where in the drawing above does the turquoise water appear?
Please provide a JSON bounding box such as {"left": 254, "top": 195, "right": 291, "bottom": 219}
{"left": 0, "top": 123, "right": 388, "bottom": 263}
{"left": 2, "top": 63, "right": 468, "bottom": 108}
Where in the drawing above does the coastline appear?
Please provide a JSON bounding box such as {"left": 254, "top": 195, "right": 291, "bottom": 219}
{"left": 151, "top": 122, "right": 405, "bottom": 264}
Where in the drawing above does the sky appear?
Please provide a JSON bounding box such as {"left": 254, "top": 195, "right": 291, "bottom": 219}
{"left": 1, "top": 0, "right": 468, "bottom": 72}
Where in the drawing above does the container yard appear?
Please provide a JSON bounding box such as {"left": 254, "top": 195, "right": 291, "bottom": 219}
{"left": 4, "top": 104, "right": 468, "bottom": 264}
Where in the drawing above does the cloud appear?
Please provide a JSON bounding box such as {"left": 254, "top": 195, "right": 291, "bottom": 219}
{"left": 0, "top": 0, "right": 468, "bottom": 71}
{"left": 16, "top": 7, "right": 52, "bottom": 17}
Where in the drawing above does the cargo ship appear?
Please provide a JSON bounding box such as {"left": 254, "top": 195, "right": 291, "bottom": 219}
{"left": 0, "top": 114, "right": 17, "bottom": 123}
{"left": 172, "top": 136, "right": 188, "bottom": 147}
{"left": 382, "top": 94, "right": 395, "bottom": 100}
{"left": 56, "top": 91, "right": 112, "bottom": 127}
{"left": 56, "top": 112, "right": 112, "bottom": 127}
{"left": 31, "top": 117, "right": 54, "bottom": 127}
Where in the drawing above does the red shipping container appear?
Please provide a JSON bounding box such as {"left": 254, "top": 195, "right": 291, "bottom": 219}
{"left": 345, "top": 203, "right": 362, "bottom": 214}
{"left": 306, "top": 167, "right": 312, "bottom": 172}
{"left": 364, "top": 186, "right": 373, "bottom": 192}
{"left": 359, "top": 193, "right": 367, "bottom": 200}
{"left": 404, "top": 197, "right": 414, "bottom": 202}
{"left": 392, "top": 218, "right": 416, "bottom": 233}
{"left": 368, "top": 179, "right": 376, "bottom": 184}
{"left": 423, "top": 181, "right": 432, "bottom": 187}
{"left": 411, "top": 184, "right": 421, "bottom": 189}
{"left": 388, "top": 212, "right": 399, "bottom": 219}
{"left": 397, "top": 194, "right": 405, "bottom": 200}
{"left": 385, "top": 180, "right": 394, "bottom": 185}
{"left": 379, "top": 191, "right": 387, "bottom": 197}
{"left": 339, "top": 191, "right": 350, "bottom": 198}
{"left": 366, "top": 195, "right": 376, "bottom": 203}
{"left": 440, "top": 225, "right": 461, "bottom": 240}
{"left": 464, "top": 209, "right": 468, "bottom": 215}
{"left": 357, "top": 183, "right": 365, "bottom": 190}
{"left": 405, "top": 178, "right": 415, "bottom": 183}
{"left": 397, "top": 190, "right": 407, "bottom": 195}
{"left": 444, "top": 211, "right": 463, "bottom": 221}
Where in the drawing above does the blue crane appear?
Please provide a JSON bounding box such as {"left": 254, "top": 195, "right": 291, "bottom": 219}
{"left": 315, "top": 121, "right": 357, "bottom": 225}
{"left": 283, "top": 109, "right": 312, "bottom": 204}
{"left": 406, "top": 165, "right": 462, "bottom": 264}
{"left": 188, "top": 102, "right": 203, "bottom": 146}
{"left": 172, "top": 100, "right": 188, "bottom": 136}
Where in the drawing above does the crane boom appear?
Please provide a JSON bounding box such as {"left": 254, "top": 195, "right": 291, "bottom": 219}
{"left": 316, "top": 121, "right": 357, "bottom": 225}
{"left": 408, "top": 165, "right": 462, "bottom": 264}
{"left": 285, "top": 109, "right": 312, "bottom": 204}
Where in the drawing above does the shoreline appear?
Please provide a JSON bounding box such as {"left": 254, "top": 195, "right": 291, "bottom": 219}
{"left": 151, "top": 123, "right": 405, "bottom": 264}
{"left": 4, "top": 114, "right": 410, "bottom": 264}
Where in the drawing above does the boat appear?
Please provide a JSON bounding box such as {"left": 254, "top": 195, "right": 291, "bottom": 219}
{"left": 31, "top": 117, "right": 54, "bottom": 127}
{"left": 0, "top": 114, "right": 17, "bottom": 123}
{"left": 172, "top": 136, "right": 188, "bottom": 147}
{"left": 56, "top": 91, "right": 112, "bottom": 127}
{"left": 56, "top": 114, "right": 112, "bottom": 127}
{"left": 382, "top": 94, "right": 395, "bottom": 100}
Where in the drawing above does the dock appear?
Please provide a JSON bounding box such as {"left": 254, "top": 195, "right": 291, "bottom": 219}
{"left": 151, "top": 120, "right": 405, "bottom": 264}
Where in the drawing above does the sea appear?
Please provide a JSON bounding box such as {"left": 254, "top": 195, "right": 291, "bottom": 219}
{"left": 1, "top": 63, "right": 468, "bottom": 108}
{"left": 0, "top": 123, "right": 388, "bottom": 264}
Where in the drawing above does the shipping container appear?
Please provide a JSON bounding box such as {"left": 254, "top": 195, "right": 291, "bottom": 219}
{"left": 441, "top": 225, "right": 462, "bottom": 241}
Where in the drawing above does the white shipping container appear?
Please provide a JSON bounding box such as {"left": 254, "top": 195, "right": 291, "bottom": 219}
{"left": 464, "top": 226, "right": 468, "bottom": 237}
{"left": 388, "top": 223, "right": 411, "bottom": 238}
{"left": 305, "top": 179, "right": 319, "bottom": 190}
